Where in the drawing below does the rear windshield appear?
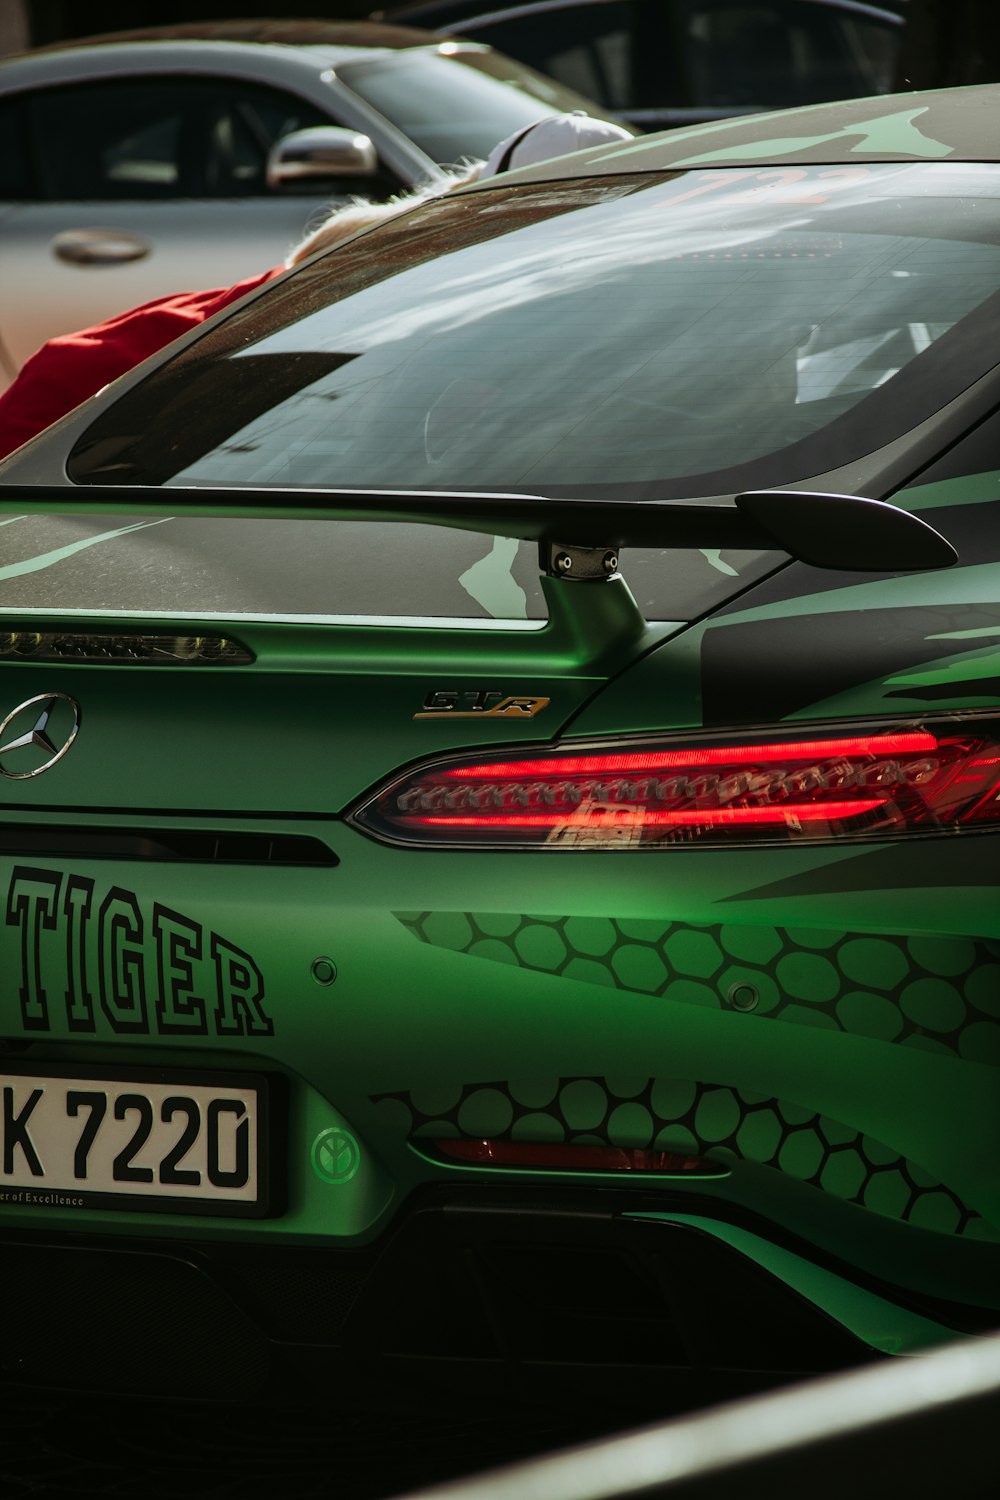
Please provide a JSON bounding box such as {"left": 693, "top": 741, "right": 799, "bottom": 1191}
{"left": 70, "top": 162, "right": 1000, "bottom": 504}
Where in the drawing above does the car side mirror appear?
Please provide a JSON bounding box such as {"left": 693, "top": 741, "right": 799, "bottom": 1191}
{"left": 266, "top": 126, "right": 379, "bottom": 189}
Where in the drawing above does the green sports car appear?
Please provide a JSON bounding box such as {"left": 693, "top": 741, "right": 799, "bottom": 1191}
{"left": 0, "top": 82, "right": 998, "bottom": 1413}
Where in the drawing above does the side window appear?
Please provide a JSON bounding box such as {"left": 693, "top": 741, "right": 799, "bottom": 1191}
{"left": 200, "top": 82, "right": 343, "bottom": 196}
{"left": 0, "top": 93, "right": 33, "bottom": 198}
{"left": 471, "top": 2, "right": 636, "bottom": 111}
{"left": 462, "top": 0, "right": 898, "bottom": 115}
{"left": 676, "top": 0, "right": 901, "bottom": 111}
{"left": 22, "top": 76, "right": 342, "bottom": 201}
{"left": 30, "top": 79, "right": 197, "bottom": 199}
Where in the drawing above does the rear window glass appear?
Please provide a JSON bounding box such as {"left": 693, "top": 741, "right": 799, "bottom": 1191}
{"left": 64, "top": 161, "right": 1000, "bottom": 622}
{"left": 71, "top": 163, "right": 1000, "bottom": 502}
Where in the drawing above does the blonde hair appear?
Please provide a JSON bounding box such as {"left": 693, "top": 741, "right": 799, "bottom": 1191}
{"left": 284, "top": 164, "right": 482, "bottom": 267}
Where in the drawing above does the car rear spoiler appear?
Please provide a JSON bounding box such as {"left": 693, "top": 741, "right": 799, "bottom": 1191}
{"left": 0, "top": 484, "right": 957, "bottom": 574}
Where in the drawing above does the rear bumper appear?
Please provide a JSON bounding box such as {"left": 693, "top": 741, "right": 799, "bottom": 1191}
{"left": 2, "top": 1187, "right": 993, "bottom": 1410}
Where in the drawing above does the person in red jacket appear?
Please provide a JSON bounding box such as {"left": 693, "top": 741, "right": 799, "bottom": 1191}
{"left": 0, "top": 113, "right": 632, "bottom": 462}
{"left": 0, "top": 268, "right": 281, "bottom": 462}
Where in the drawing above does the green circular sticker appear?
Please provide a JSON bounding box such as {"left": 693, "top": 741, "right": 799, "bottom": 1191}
{"left": 311, "top": 1127, "right": 361, "bottom": 1184}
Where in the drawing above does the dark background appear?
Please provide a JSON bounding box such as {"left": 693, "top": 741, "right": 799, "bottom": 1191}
{"left": 7, "top": 0, "right": 374, "bottom": 49}
{"left": 1, "top": 0, "right": 1000, "bottom": 92}
{"left": 4, "top": 0, "right": 1000, "bottom": 93}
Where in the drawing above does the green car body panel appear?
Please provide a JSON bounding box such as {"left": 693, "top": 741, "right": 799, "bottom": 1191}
{"left": 2, "top": 83, "right": 1000, "bottom": 1400}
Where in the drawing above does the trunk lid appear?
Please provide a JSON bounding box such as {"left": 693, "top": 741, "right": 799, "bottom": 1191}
{"left": 0, "top": 495, "right": 784, "bottom": 813}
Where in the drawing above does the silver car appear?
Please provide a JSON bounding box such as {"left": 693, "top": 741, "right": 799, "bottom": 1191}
{"left": 0, "top": 19, "right": 629, "bottom": 390}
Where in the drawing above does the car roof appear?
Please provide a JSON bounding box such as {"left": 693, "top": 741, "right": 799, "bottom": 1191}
{"left": 15, "top": 19, "right": 444, "bottom": 53}
{"left": 463, "top": 83, "right": 1000, "bottom": 184}
{"left": 0, "top": 21, "right": 451, "bottom": 82}
{"left": 383, "top": 0, "right": 908, "bottom": 24}
{"left": 0, "top": 25, "right": 453, "bottom": 92}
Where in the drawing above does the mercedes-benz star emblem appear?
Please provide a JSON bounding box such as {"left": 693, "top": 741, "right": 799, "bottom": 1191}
{"left": 0, "top": 693, "right": 81, "bottom": 779}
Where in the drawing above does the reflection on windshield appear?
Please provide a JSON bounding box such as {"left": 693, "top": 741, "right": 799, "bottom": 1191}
{"left": 71, "top": 164, "right": 1000, "bottom": 501}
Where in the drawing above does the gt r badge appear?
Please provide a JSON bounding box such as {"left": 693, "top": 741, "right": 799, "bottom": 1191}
{"left": 415, "top": 691, "right": 550, "bottom": 719}
{"left": 0, "top": 694, "right": 80, "bottom": 779}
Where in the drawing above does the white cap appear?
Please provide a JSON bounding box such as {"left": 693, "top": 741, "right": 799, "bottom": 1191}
{"left": 478, "top": 110, "right": 633, "bottom": 179}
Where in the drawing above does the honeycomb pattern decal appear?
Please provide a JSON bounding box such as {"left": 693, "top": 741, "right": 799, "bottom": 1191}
{"left": 394, "top": 912, "right": 1000, "bottom": 1066}
{"left": 372, "top": 1075, "right": 1000, "bottom": 1241}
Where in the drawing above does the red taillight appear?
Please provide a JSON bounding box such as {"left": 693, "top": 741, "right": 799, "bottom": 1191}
{"left": 353, "top": 719, "right": 1000, "bottom": 848}
{"left": 429, "top": 1139, "right": 729, "bottom": 1175}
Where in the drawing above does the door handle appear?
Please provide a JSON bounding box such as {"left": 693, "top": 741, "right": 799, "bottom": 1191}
{"left": 51, "top": 229, "right": 152, "bottom": 266}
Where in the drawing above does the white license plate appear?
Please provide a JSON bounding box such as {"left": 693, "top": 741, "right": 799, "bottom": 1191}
{"left": 0, "top": 1066, "right": 270, "bottom": 1216}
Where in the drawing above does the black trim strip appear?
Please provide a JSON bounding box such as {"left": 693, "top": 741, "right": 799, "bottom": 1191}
{"left": 0, "top": 825, "right": 337, "bottom": 865}
{"left": 494, "top": 121, "right": 539, "bottom": 175}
